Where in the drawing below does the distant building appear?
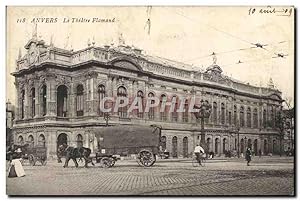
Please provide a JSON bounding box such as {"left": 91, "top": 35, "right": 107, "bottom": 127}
{"left": 11, "top": 34, "right": 283, "bottom": 158}
{"left": 6, "top": 101, "right": 14, "bottom": 147}
{"left": 283, "top": 108, "right": 294, "bottom": 153}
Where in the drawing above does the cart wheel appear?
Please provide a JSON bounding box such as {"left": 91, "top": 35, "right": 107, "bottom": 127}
{"left": 100, "top": 157, "right": 112, "bottom": 168}
{"left": 41, "top": 157, "right": 47, "bottom": 166}
{"left": 28, "top": 154, "right": 36, "bottom": 166}
{"left": 109, "top": 158, "right": 116, "bottom": 167}
{"left": 137, "top": 150, "right": 156, "bottom": 167}
{"left": 91, "top": 157, "right": 98, "bottom": 166}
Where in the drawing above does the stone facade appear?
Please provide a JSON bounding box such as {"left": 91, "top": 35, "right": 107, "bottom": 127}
{"left": 282, "top": 108, "right": 294, "bottom": 153}
{"left": 11, "top": 36, "right": 283, "bottom": 158}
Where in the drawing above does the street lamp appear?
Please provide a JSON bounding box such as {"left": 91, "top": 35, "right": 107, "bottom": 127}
{"left": 193, "top": 100, "right": 212, "bottom": 151}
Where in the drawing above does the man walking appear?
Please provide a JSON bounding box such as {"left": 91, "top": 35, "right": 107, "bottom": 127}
{"left": 245, "top": 147, "right": 252, "bottom": 166}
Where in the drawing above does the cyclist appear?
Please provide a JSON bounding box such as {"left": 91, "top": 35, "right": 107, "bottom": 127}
{"left": 194, "top": 144, "right": 205, "bottom": 166}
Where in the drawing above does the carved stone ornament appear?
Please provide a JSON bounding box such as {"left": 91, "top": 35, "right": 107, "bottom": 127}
{"left": 28, "top": 43, "right": 39, "bottom": 65}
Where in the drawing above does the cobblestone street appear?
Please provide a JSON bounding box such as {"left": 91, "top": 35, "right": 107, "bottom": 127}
{"left": 6, "top": 156, "right": 294, "bottom": 196}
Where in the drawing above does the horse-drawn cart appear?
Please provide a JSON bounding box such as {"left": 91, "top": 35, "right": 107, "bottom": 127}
{"left": 24, "top": 146, "right": 47, "bottom": 166}
{"left": 93, "top": 125, "right": 161, "bottom": 168}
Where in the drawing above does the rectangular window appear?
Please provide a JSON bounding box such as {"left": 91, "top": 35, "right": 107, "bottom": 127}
{"left": 76, "top": 95, "right": 84, "bottom": 116}
{"left": 228, "top": 112, "right": 232, "bottom": 125}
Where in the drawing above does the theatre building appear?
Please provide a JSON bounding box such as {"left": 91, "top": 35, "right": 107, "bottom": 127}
{"left": 11, "top": 34, "right": 283, "bottom": 158}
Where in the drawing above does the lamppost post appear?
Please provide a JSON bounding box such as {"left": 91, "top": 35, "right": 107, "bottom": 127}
{"left": 193, "top": 100, "right": 212, "bottom": 152}
{"left": 237, "top": 125, "right": 240, "bottom": 158}
{"left": 244, "top": 136, "right": 247, "bottom": 156}
{"left": 104, "top": 112, "right": 110, "bottom": 127}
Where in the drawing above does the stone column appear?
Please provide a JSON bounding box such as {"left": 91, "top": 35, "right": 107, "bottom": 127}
{"left": 24, "top": 85, "right": 29, "bottom": 119}
{"left": 85, "top": 78, "right": 90, "bottom": 116}
{"left": 177, "top": 135, "right": 183, "bottom": 158}
{"left": 69, "top": 82, "right": 75, "bottom": 117}
{"left": 90, "top": 75, "right": 98, "bottom": 116}
{"left": 49, "top": 130, "right": 57, "bottom": 157}
{"left": 177, "top": 96, "right": 183, "bottom": 123}
{"left": 47, "top": 81, "right": 56, "bottom": 117}
{"left": 84, "top": 132, "right": 89, "bottom": 148}
{"left": 15, "top": 85, "right": 20, "bottom": 120}
{"left": 34, "top": 84, "right": 39, "bottom": 118}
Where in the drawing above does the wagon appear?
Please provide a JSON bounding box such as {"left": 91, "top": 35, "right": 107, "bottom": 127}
{"left": 24, "top": 146, "right": 47, "bottom": 166}
{"left": 93, "top": 125, "right": 161, "bottom": 168}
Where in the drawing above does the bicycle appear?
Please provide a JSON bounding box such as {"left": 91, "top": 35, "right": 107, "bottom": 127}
{"left": 192, "top": 153, "right": 206, "bottom": 167}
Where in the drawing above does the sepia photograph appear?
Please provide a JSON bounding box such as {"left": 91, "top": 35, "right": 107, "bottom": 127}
{"left": 5, "top": 5, "right": 295, "bottom": 196}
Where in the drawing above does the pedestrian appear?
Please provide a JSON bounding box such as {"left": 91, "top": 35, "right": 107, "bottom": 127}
{"left": 194, "top": 144, "right": 205, "bottom": 165}
{"left": 8, "top": 148, "right": 25, "bottom": 178}
{"left": 157, "top": 145, "right": 163, "bottom": 159}
{"left": 245, "top": 147, "right": 252, "bottom": 166}
{"left": 258, "top": 149, "right": 262, "bottom": 158}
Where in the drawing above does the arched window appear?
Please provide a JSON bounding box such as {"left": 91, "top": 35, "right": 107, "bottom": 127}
{"left": 38, "top": 134, "right": 46, "bottom": 147}
{"left": 213, "top": 102, "right": 217, "bottom": 124}
{"left": 240, "top": 106, "right": 244, "bottom": 127}
{"left": 263, "top": 109, "right": 267, "bottom": 128}
{"left": 18, "top": 136, "right": 24, "bottom": 145}
{"left": 171, "top": 96, "right": 178, "bottom": 122}
{"left": 161, "top": 136, "right": 166, "bottom": 151}
{"left": 41, "top": 85, "right": 47, "bottom": 116}
{"left": 247, "top": 139, "right": 252, "bottom": 149}
{"left": 160, "top": 94, "right": 167, "bottom": 121}
{"left": 57, "top": 85, "right": 68, "bottom": 117}
{"left": 172, "top": 136, "right": 178, "bottom": 158}
{"left": 221, "top": 103, "right": 225, "bottom": 124}
{"left": 223, "top": 138, "right": 227, "bottom": 153}
{"left": 270, "top": 107, "right": 274, "bottom": 128}
{"left": 264, "top": 139, "right": 268, "bottom": 155}
{"left": 137, "top": 91, "right": 144, "bottom": 118}
{"left": 76, "top": 85, "right": 84, "bottom": 116}
{"left": 207, "top": 138, "right": 211, "bottom": 152}
{"left": 272, "top": 139, "right": 276, "bottom": 153}
{"left": 28, "top": 135, "right": 34, "bottom": 148}
{"left": 21, "top": 89, "right": 25, "bottom": 119}
{"left": 98, "top": 85, "right": 106, "bottom": 116}
{"left": 247, "top": 107, "right": 251, "bottom": 127}
{"left": 234, "top": 105, "right": 237, "bottom": 126}
{"left": 240, "top": 139, "right": 244, "bottom": 153}
{"left": 31, "top": 88, "right": 36, "bottom": 118}
{"left": 228, "top": 111, "right": 232, "bottom": 125}
{"left": 117, "top": 86, "right": 127, "bottom": 118}
{"left": 235, "top": 138, "right": 237, "bottom": 150}
{"left": 76, "top": 134, "right": 83, "bottom": 148}
{"left": 183, "top": 99, "right": 189, "bottom": 123}
{"left": 253, "top": 108, "right": 258, "bottom": 128}
{"left": 215, "top": 138, "right": 219, "bottom": 154}
{"left": 148, "top": 92, "right": 155, "bottom": 120}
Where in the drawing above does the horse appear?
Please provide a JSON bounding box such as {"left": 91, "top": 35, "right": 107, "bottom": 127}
{"left": 57, "top": 144, "right": 94, "bottom": 168}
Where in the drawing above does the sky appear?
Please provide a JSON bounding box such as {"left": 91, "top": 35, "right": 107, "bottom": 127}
{"left": 6, "top": 6, "right": 294, "bottom": 107}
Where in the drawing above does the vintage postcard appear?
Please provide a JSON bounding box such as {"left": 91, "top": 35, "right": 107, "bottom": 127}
{"left": 6, "top": 6, "right": 295, "bottom": 196}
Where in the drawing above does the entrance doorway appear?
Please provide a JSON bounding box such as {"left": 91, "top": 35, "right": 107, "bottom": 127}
{"left": 254, "top": 139, "right": 258, "bottom": 155}
{"left": 57, "top": 133, "right": 68, "bottom": 152}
